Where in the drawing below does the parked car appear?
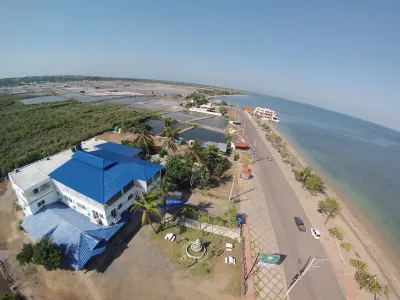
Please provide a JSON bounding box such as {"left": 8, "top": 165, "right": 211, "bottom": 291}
{"left": 317, "top": 208, "right": 326, "bottom": 214}
{"left": 310, "top": 228, "right": 321, "bottom": 239}
{"left": 268, "top": 157, "right": 273, "bottom": 161}
{"left": 294, "top": 217, "right": 306, "bottom": 232}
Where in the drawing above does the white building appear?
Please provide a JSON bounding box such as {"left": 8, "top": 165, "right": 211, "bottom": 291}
{"left": 254, "top": 107, "right": 279, "bottom": 122}
{"left": 8, "top": 138, "right": 162, "bottom": 226}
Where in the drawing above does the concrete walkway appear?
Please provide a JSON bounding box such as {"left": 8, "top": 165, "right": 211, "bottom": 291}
{"left": 238, "top": 169, "right": 288, "bottom": 300}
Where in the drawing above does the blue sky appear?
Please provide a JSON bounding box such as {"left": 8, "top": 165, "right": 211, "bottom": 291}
{"left": 1, "top": 0, "right": 399, "bottom": 130}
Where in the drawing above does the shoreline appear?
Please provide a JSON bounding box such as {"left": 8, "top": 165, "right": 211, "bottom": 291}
{"left": 266, "top": 121, "right": 400, "bottom": 297}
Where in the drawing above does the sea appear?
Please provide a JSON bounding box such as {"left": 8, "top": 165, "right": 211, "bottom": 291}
{"left": 215, "top": 93, "right": 400, "bottom": 254}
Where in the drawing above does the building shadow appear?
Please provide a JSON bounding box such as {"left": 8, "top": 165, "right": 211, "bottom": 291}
{"left": 83, "top": 211, "right": 142, "bottom": 273}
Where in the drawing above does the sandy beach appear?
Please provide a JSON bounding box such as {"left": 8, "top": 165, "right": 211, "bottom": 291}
{"left": 254, "top": 117, "right": 400, "bottom": 299}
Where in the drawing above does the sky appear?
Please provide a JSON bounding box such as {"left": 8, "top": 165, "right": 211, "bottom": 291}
{"left": 1, "top": 0, "right": 399, "bottom": 130}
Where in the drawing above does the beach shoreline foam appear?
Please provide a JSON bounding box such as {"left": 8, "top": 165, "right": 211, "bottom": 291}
{"left": 244, "top": 112, "right": 400, "bottom": 298}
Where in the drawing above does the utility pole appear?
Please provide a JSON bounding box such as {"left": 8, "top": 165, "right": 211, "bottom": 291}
{"left": 251, "top": 139, "right": 256, "bottom": 163}
{"left": 228, "top": 162, "right": 241, "bottom": 202}
{"left": 285, "top": 257, "right": 328, "bottom": 297}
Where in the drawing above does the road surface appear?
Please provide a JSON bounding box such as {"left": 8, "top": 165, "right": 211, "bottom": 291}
{"left": 238, "top": 109, "right": 345, "bottom": 300}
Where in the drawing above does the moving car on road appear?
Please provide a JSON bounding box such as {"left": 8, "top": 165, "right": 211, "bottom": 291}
{"left": 294, "top": 217, "right": 306, "bottom": 232}
{"left": 310, "top": 228, "right": 321, "bottom": 239}
{"left": 267, "top": 157, "right": 273, "bottom": 161}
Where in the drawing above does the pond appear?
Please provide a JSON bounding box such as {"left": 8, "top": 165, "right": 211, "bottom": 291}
{"left": 20, "top": 95, "right": 68, "bottom": 104}
{"left": 161, "top": 112, "right": 194, "bottom": 122}
{"left": 177, "top": 110, "right": 208, "bottom": 118}
{"left": 179, "top": 127, "right": 225, "bottom": 143}
{"left": 145, "top": 119, "right": 189, "bottom": 135}
{"left": 61, "top": 94, "right": 118, "bottom": 102}
{"left": 107, "top": 97, "right": 154, "bottom": 105}
{"left": 191, "top": 117, "right": 227, "bottom": 129}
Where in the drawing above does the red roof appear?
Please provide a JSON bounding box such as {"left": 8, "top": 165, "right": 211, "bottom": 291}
{"left": 234, "top": 142, "right": 249, "bottom": 148}
{"left": 242, "top": 169, "right": 251, "bottom": 175}
{"left": 242, "top": 163, "right": 249, "bottom": 169}
{"left": 244, "top": 107, "right": 254, "bottom": 113}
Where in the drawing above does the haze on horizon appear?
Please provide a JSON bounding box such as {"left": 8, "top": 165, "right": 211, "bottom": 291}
{"left": 1, "top": 1, "right": 399, "bottom": 131}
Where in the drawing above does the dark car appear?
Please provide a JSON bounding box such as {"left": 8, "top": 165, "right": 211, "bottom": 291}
{"left": 294, "top": 217, "right": 306, "bottom": 232}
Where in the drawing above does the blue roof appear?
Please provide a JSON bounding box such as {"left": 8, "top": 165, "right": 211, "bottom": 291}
{"left": 95, "top": 142, "right": 141, "bottom": 157}
{"left": 21, "top": 202, "right": 123, "bottom": 270}
{"left": 49, "top": 147, "right": 163, "bottom": 204}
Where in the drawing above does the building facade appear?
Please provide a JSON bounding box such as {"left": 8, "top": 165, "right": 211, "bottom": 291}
{"left": 254, "top": 107, "right": 279, "bottom": 122}
{"left": 9, "top": 138, "right": 162, "bottom": 226}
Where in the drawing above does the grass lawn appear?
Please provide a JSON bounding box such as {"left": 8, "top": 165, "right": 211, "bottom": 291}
{"left": 151, "top": 224, "right": 242, "bottom": 295}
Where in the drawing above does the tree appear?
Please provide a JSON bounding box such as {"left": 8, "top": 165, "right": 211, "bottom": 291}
{"left": 340, "top": 242, "right": 352, "bottom": 252}
{"left": 181, "top": 207, "right": 196, "bottom": 219}
{"left": 185, "top": 140, "right": 203, "bottom": 164}
{"left": 306, "top": 173, "right": 326, "bottom": 194}
{"left": 155, "top": 177, "right": 171, "bottom": 225}
{"left": 350, "top": 259, "right": 368, "bottom": 271}
{"left": 165, "top": 155, "right": 192, "bottom": 186}
{"left": 328, "top": 226, "right": 344, "bottom": 241}
{"left": 16, "top": 243, "right": 34, "bottom": 265}
{"left": 221, "top": 100, "right": 228, "bottom": 106}
{"left": 293, "top": 166, "right": 313, "bottom": 188}
{"left": 318, "top": 197, "right": 341, "bottom": 224}
{"left": 0, "top": 293, "right": 16, "bottom": 300}
{"left": 133, "top": 125, "right": 154, "bottom": 157}
{"left": 161, "top": 118, "right": 178, "bottom": 137}
{"left": 32, "top": 237, "right": 63, "bottom": 270}
{"left": 131, "top": 191, "right": 161, "bottom": 233}
{"left": 224, "top": 205, "right": 238, "bottom": 228}
{"left": 161, "top": 136, "right": 178, "bottom": 153}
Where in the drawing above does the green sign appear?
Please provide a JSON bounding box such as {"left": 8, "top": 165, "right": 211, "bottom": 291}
{"left": 258, "top": 253, "right": 280, "bottom": 267}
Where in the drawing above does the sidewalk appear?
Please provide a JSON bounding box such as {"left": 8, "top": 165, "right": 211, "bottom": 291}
{"left": 238, "top": 169, "right": 287, "bottom": 300}
{"left": 247, "top": 115, "right": 359, "bottom": 300}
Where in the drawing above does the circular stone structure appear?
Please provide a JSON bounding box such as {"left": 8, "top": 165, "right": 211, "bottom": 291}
{"left": 185, "top": 239, "right": 207, "bottom": 260}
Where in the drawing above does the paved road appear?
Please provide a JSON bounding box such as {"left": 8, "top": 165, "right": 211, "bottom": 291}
{"left": 237, "top": 109, "right": 345, "bottom": 300}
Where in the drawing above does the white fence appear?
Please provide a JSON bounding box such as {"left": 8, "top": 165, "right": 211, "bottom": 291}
{"left": 189, "top": 107, "right": 222, "bottom": 116}
{"left": 166, "top": 214, "right": 241, "bottom": 242}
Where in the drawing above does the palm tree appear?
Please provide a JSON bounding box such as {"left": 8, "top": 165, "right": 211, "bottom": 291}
{"left": 162, "top": 136, "right": 178, "bottom": 153}
{"left": 133, "top": 125, "right": 154, "bottom": 157}
{"left": 155, "top": 177, "right": 171, "bottom": 225}
{"left": 130, "top": 191, "right": 161, "bottom": 233}
{"left": 161, "top": 118, "right": 177, "bottom": 136}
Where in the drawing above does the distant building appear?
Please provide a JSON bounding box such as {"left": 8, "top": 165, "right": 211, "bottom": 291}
{"left": 244, "top": 107, "right": 254, "bottom": 114}
{"left": 254, "top": 107, "right": 279, "bottom": 122}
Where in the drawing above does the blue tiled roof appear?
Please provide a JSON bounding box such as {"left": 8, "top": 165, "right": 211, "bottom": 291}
{"left": 21, "top": 202, "right": 123, "bottom": 270}
{"left": 49, "top": 148, "right": 163, "bottom": 204}
{"left": 95, "top": 142, "right": 141, "bottom": 157}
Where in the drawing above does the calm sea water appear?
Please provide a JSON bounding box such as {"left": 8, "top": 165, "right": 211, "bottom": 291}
{"left": 215, "top": 94, "right": 400, "bottom": 253}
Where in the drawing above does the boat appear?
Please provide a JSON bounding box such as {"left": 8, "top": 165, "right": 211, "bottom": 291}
{"left": 254, "top": 107, "right": 280, "bottom": 122}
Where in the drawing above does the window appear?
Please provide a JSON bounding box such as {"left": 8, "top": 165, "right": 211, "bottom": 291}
{"left": 118, "top": 203, "right": 122, "bottom": 210}
{"left": 40, "top": 182, "right": 51, "bottom": 192}
{"left": 93, "top": 210, "right": 99, "bottom": 219}
{"left": 111, "top": 209, "right": 117, "bottom": 218}
{"left": 99, "top": 213, "right": 104, "bottom": 219}
{"left": 123, "top": 180, "right": 135, "bottom": 193}
{"left": 57, "top": 192, "right": 60, "bottom": 196}
{"left": 33, "top": 188, "right": 39, "bottom": 194}
{"left": 77, "top": 203, "right": 86, "bottom": 210}
{"left": 128, "top": 194, "right": 133, "bottom": 200}
{"left": 68, "top": 198, "right": 73, "bottom": 203}
{"left": 37, "top": 200, "right": 45, "bottom": 208}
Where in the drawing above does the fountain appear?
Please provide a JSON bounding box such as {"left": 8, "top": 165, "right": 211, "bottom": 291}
{"left": 185, "top": 238, "right": 207, "bottom": 261}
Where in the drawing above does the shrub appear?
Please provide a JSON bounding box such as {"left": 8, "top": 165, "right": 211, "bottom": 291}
{"left": 328, "top": 226, "right": 344, "bottom": 241}
{"left": 15, "top": 203, "right": 21, "bottom": 211}
{"left": 213, "top": 216, "right": 225, "bottom": 226}
{"left": 17, "top": 220, "right": 23, "bottom": 231}
{"left": 233, "top": 152, "right": 239, "bottom": 161}
{"left": 224, "top": 205, "right": 238, "bottom": 228}
{"left": 179, "top": 224, "right": 187, "bottom": 233}
{"left": 158, "top": 149, "right": 168, "bottom": 158}
{"left": 198, "top": 211, "right": 210, "bottom": 224}
{"left": 16, "top": 243, "right": 34, "bottom": 265}
{"left": 340, "top": 242, "right": 352, "bottom": 252}
{"left": 0, "top": 293, "right": 16, "bottom": 300}
{"left": 350, "top": 259, "right": 368, "bottom": 271}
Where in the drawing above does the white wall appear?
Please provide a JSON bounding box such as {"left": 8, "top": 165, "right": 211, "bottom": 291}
{"left": 28, "top": 190, "right": 59, "bottom": 215}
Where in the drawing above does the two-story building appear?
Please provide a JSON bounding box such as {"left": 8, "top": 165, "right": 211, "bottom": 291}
{"left": 8, "top": 138, "right": 163, "bottom": 269}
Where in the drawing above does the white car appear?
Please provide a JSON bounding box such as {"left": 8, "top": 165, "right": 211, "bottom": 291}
{"left": 310, "top": 228, "right": 321, "bottom": 239}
